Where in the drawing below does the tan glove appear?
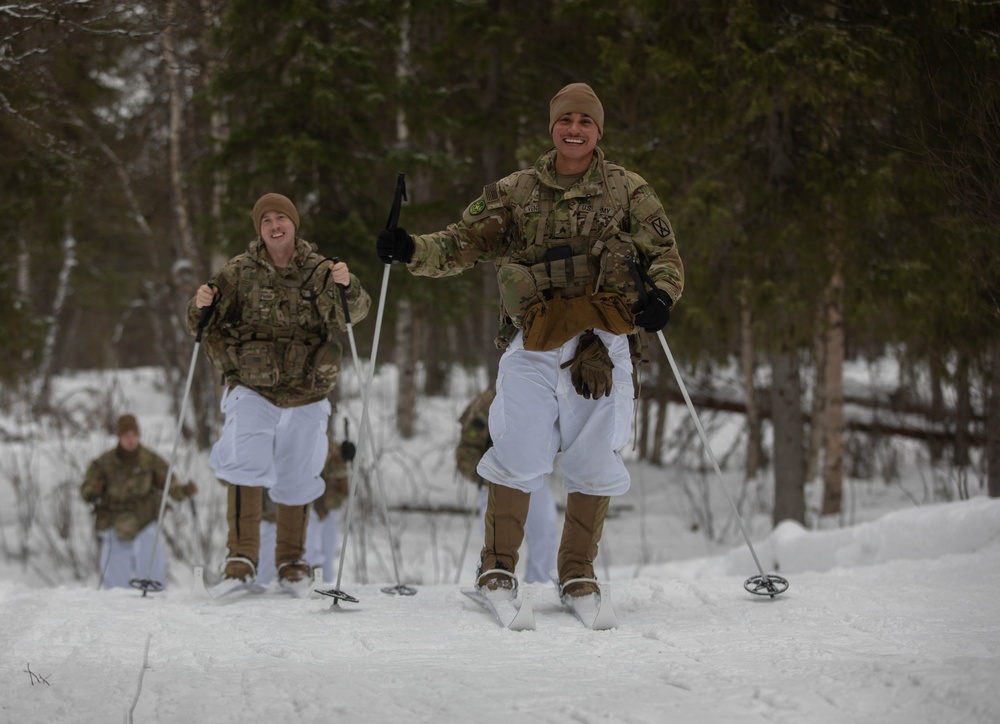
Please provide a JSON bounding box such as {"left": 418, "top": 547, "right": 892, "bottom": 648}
{"left": 561, "top": 331, "right": 614, "bottom": 399}
{"left": 182, "top": 481, "right": 198, "bottom": 499}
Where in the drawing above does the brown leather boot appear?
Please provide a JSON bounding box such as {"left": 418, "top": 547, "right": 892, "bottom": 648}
{"left": 557, "top": 492, "right": 610, "bottom": 597}
{"left": 275, "top": 503, "right": 311, "bottom": 584}
{"left": 224, "top": 484, "right": 263, "bottom": 582}
{"left": 477, "top": 483, "right": 530, "bottom": 591}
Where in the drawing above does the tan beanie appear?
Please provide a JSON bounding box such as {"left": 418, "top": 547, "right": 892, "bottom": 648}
{"left": 549, "top": 82, "right": 604, "bottom": 135}
{"left": 116, "top": 414, "right": 139, "bottom": 437}
{"left": 251, "top": 193, "right": 300, "bottom": 235}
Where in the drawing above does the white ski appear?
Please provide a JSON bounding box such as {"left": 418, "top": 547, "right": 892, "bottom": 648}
{"left": 557, "top": 578, "right": 619, "bottom": 630}
{"left": 461, "top": 587, "right": 535, "bottom": 631}
{"left": 193, "top": 565, "right": 262, "bottom": 601}
{"left": 193, "top": 566, "right": 322, "bottom": 601}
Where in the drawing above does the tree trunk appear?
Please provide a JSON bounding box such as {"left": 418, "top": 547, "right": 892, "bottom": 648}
{"left": 806, "top": 321, "right": 826, "bottom": 483}
{"left": 395, "top": 299, "right": 417, "bottom": 439}
{"left": 650, "top": 361, "right": 671, "bottom": 465}
{"left": 821, "top": 265, "right": 844, "bottom": 518}
{"left": 740, "top": 295, "right": 763, "bottom": 480}
{"left": 162, "top": 0, "right": 204, "bottom": 287}
{"left": 769, "top": 348, "right": 805, "bottom": 526}
{"left": 988, "top": 340, "right": 1000, "bottom": 498}
{"left": 638, "top": 393, "right": 651, "bottom": 461}
{"left": 954, "top": 352, "right": 971, "bottom": 468}
{"left": 33, "top": 216, "right": 77, "bottom": 413}
{"left": 928, "top": 355, "right": 947, "bottom": 464}
{"left": 391, "top": 3, "right": 419, "bottom": 437}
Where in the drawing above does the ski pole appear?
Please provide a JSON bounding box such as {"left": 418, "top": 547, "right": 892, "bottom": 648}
{"left": 321, "top": 173, "right": 409, "bottom": 606}
{"left": 130, "top": 287, "right": 218, "bottom": 596}
{"left": 319, "top": 254, "right": 415, "bottom": 603}
{"left": 626, "top": 258, "right": 788, "bottom": 597}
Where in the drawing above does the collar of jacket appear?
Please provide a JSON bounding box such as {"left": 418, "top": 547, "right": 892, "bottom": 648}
{"left": 247, "top": 237, "right": 318, "bottom": 274}
{"left": 534, "top": 147, "right": 606, "bottom": 200}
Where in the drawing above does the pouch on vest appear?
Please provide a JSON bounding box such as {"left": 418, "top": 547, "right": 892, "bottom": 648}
{"left": 308, "top": 338, "right": 342, "bottom": 393}
{"left": 599, "top": 233, "right": 642, "bottom": 308}
{"left": 204, "top": 331, "right": 238, "bottom": 377}
{"left": 496, "top": 263, "right": 542, "bottom": 329}
{"left": 284, "top": 340, "right": 309, "bottom": 380}
{"left": 237, "top": 340, "right": 281, "bottom": 387}
{"left": 522, "top": 291, "right": 635, "bottom": 352}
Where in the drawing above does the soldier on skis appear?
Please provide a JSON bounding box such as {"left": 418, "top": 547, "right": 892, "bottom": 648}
{"left": 81, "top": 413, "right": 197, "bottom": 589}
{"left": 188, "top": 193, "right": 371, "bottom": 595}
{"left": 377, "top": 83, "right": 683, "bottom": 599}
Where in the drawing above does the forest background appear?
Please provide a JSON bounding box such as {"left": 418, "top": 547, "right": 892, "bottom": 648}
{"left": 2, "top": 0, "right": 999, "bottom": 531}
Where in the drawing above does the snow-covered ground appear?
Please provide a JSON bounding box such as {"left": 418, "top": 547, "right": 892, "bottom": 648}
{"left": 1, "top": 362, "right": 997, "bottom": 723}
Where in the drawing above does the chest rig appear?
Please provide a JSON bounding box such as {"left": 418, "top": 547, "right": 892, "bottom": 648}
{"left": 211, "top": 251, "right": 335, "bottom": 392}
{"left": 493, "top": 161, "right": 638, "bottom": 351}
{"left": 501, "top": 162, "right": 629, "bottom": 295}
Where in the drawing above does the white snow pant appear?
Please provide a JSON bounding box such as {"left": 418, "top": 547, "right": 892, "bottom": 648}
{"left": 304, "top": 508, "right": 341, "bottom": 584}
{"left": 256, "top": 519, "right": 278, "bottom": 585}
{"left": 98, "top": 522, "right": 165, "bottom": 590}
{"left": 476, "top": 482, "right": 558, "bottom": 583}
{"left": 209, "top": 386, "right": 329, "bottom": 505}
{"left": 477, "top": 329, "right": 634, "bottom": 497}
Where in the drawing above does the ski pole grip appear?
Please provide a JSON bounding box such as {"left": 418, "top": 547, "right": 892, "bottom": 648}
{"left": 385, "top": 172, "right": 407, "bottom": 232}
{"left": 625, "top": 257, "right": 649, "bottom": 306}
{"left": 196, "top": 281, "right": 219, "bottom": 343}
{"left": 331, "top": 257, "right": 351, "bottom": 325}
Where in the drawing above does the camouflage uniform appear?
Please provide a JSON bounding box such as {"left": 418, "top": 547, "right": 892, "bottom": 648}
{"left": 185, "top": 234, "right": 370, "bottom": 505}
{"left": 409, "top": 147, "right": 682, "bottom": 347}
{"left": 186, "top": 236, "right": 370, "bottom": 408}
{"left": 81, "top": 444, "right": 193, "bottom": 589}
{"left": 404, "top": 141, "right": 683, "bottom": 592}
{"left": 188, "top": 220, "right": 371, "bottom": 585}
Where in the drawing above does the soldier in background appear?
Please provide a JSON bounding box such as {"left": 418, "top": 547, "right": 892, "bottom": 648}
{"left": 457, "top": 387, "right": 558, "bottom": 584}
{"left": 188, "top": 193, "right": 371, "bottom": 594}
{"left": 378, "top": 83, "right": 682, "bottom": 598}
{"left": 80, "top": 414, "right": 197, "bottom": 589}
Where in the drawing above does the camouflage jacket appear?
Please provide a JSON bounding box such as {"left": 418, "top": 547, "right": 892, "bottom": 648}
{"left": 80, "top": 445, "right": 189, "bottom": 541}
{"left": 455, "top": 388, "right": 496, "bottom": 486}
{"left": 408, "top": 148, "right": 683, "bottom": 333}
{"left": 186, "top": 237, "right": 371, "bottom": 408}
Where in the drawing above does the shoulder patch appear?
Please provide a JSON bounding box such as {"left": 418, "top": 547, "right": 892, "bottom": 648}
{"left": 469, "top": 199, "right": 487, "bottom": 216}
{"left": 483, "top": 182, "right": 503, "bottom": 209}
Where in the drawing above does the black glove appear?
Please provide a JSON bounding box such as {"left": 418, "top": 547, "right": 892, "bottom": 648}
{"left": 631, "top": 288, "right": 673, "bottom": 332}
{"left": 561, "top": 331, "right": 614, "bottom": 399}
{"left": 376, "top": 227, "right": 414, "bottom": 264}
{"left": 341, "top": 440, "right": 357, "bottom": 462}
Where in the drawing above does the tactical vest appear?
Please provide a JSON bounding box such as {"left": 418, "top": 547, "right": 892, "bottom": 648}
{"left": 206, "top": 249, "right": 342, "bottom": 398}
{"left": 492, "top": 161, "right": 641, "bottom": 350}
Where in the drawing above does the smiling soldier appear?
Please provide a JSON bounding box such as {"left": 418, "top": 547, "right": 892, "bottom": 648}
{"left": 376, "top": 83, "right": 683, "bottom": 603}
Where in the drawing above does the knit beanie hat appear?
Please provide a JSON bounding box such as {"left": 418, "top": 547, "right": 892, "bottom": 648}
{"left": 549, "top": 82, "right": 604, "bottom": 135}
{"left": 251, "top": 193, "right": 299, "bottom": 235}
{"left": 116, "top": 414, "right": 139, "bottom": 437}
